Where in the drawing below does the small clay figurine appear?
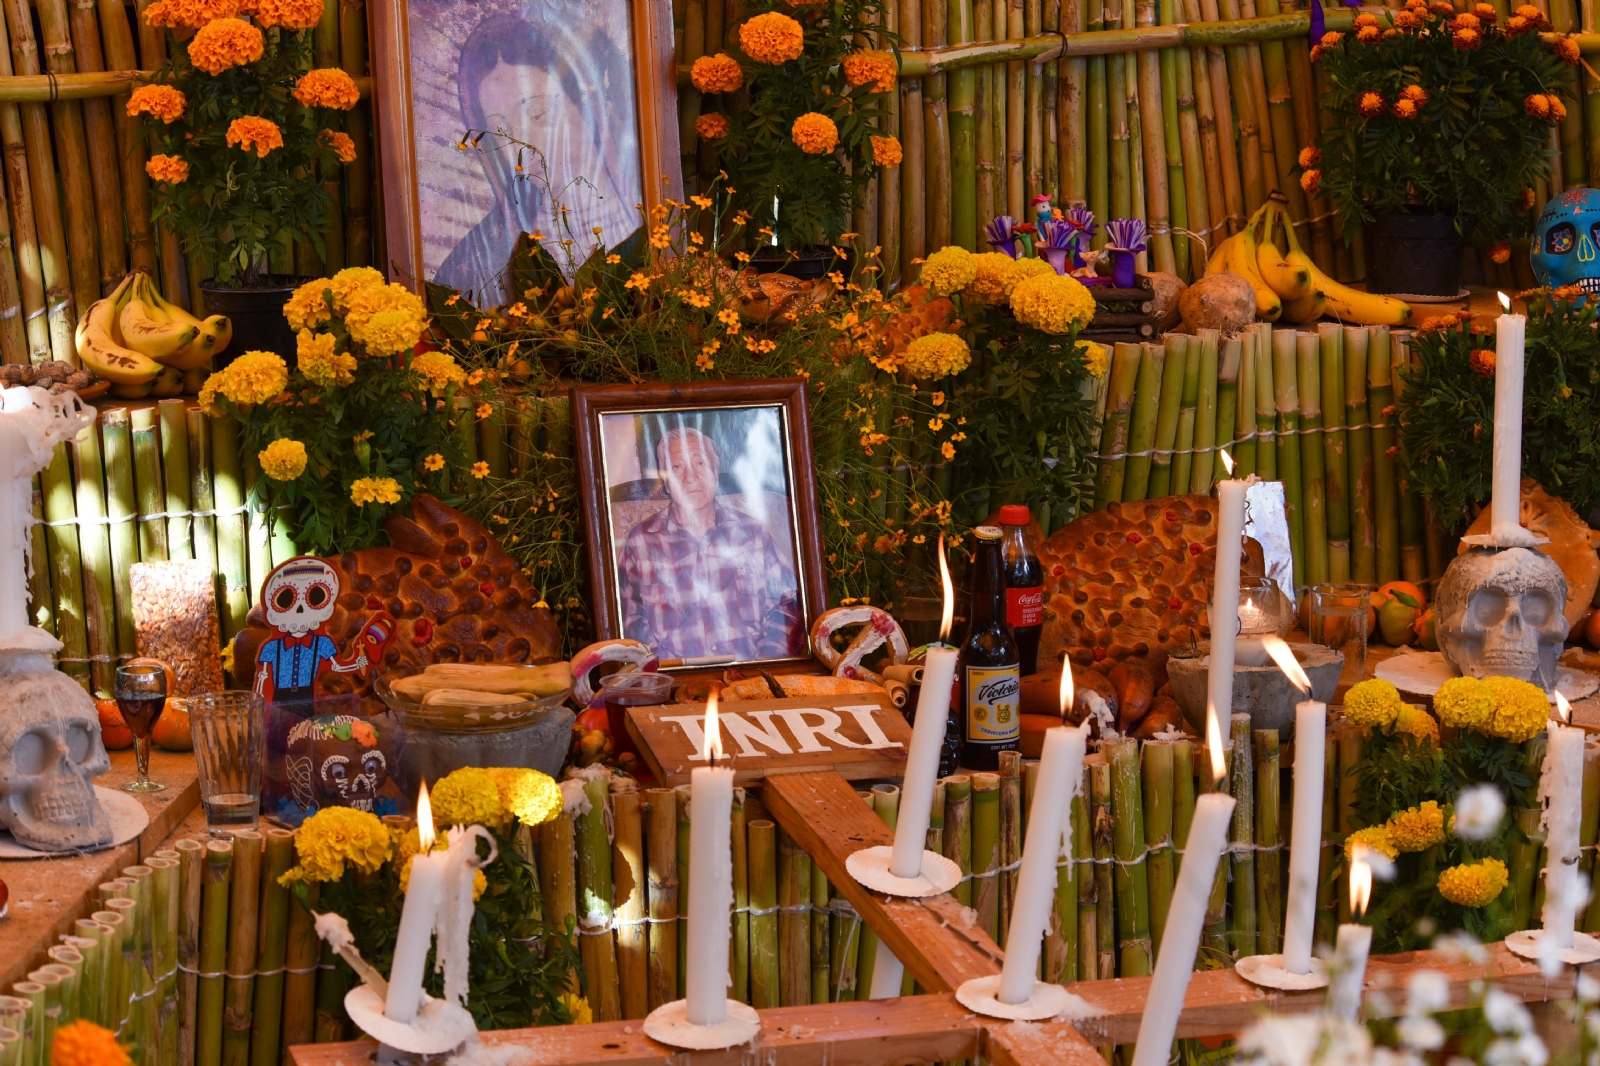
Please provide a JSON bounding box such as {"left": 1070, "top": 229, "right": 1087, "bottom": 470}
{"left": 1030, "top": 193, "right": 1054, "bottom": 229}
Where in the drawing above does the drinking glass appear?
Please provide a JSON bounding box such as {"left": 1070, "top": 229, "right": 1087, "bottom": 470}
{"left": 187, "top": 691, "right": 265, "bottom": 836}
{"left": 1307, "top": 583, "right": 1372, "bottom": 691}
{"left": 114, "top": 662, "right": 168, "bottom": 792}
{"left": 598, "top": 672, "right": 675, "bottom": 765}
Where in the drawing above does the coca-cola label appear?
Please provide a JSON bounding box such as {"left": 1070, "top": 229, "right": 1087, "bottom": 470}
{"left": 965, "top": 665, "right": 1021, "bottom": 743}
{"left": 1006, "top": 586, "right": 1044, "bottom": 628}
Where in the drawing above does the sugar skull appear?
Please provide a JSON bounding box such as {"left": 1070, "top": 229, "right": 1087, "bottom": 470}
{"left": 285, "top": 714, "right": 388, "bottom": 813}
{"left": 1531, "top": 187, "right": 1600, "bottom": 295}
{"left": 1436, "top": 546, "right": 1569, "bottom": 693}
{"left": 263, "top": 558, "right": 339, "bottom": 637}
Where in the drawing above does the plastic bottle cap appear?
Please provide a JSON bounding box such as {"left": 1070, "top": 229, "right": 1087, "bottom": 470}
{"left": 997, "top": 504, "right": 1031, "bottom": 526}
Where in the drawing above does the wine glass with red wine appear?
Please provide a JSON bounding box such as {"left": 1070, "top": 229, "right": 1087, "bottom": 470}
{"left": 115, "top": 662, "right": 168, "bottom": 792}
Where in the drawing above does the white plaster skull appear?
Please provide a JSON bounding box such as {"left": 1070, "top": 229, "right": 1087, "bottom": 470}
{"left": 264, "top": 558, "right": 340, "bottom": 638}
{"left": 1437, "top": 546, "right": 1569, "bottom": 693}
{"left": 0, "top": 670, "right": 111, "bottom": 851}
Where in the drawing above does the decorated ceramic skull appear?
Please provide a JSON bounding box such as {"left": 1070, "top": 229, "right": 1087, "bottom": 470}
{"left": 263, "top": 558, "right": 339, "bottom": 638}
{"left": 285, "top": 715, "right": 387, "bottom": 813}
{"left": 0, "top": 670, "right": 111, "bottom": 851}
{"left": 1436, "top": 546, "right": 1569, "bottom": 692}
{"left": 1531, "top": 187, "right": 1600, "bottom": 296}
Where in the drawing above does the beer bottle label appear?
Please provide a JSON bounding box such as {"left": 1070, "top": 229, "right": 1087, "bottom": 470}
{"left": 966, "top": 665, "right": 1021, "bottom": 743}
{"left": 1006, "top": 586, "right": 1044, "bottom": 628}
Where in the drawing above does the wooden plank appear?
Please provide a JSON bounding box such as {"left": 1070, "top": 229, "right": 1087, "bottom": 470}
{"left": 985, "top": 1017, "right": 1117, "bottom": 1066}
{"left": 625, "top": 695, "right": 911, "bottom": 787}
{"left": 761, "top": 770, "right": 1003, "bottom": 992}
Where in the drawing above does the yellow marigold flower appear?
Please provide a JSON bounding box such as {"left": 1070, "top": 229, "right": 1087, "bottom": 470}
{"left": 1000, "top": 255, "right": 1054, "bottom": 296}
{"left": 253, "top": 0, "right": 323, "bottom": 29}
{"left": 279, "top": 806, "right": 391, "bottom": 885}
{"left": 1343, "top": 677, "right": 1402, "bottom": 730}
{"left": 422, "top": 452, "right": 445, "bottom": 472}
{"left": 920, "top": 245, "right": 978, "bottom": 296}
{"left": 1436, "top": 678, "right": 1497, "bottom": 732}
{"left": 1080, "top": 340, "right": 1110, "bottom": 377}
{"left": 1484, "top": 675, "right": 1550, "bottom": 743}
{"left": 559, "top": 993, "right": 592, "bottom": 1025}
{"left": 144, "top": 154, "right": 189, "bottom": 184}
{"left": 412, "top": 350, "right": 465, "bottom": 396}
{"left": 320, "top": 129, "right": 356, "bottom": 164}
{"left": 126, "top": 85, "right": 186, "bottom": 123}
{"left": 691, "top": 53, "right": 744, "bottom": 93}
{"left": 187, "top": 18, "right": 264, "bottom": 75}
{"left": 471, "top": 460, "right": 489, "bottom": 479}
{"left": 1386, "top": 801, "right": 1446, "bottom": 852}
{"left": 1297, "top": 146, "right": 1320, "bottom": 168}
{"left": 963, "top": 251, "right": 1014, "bottom": 306}
{"left": 431, "top": 767, "right": 502, "bottom": 827}
{"left": 52, "top": 1021, "right": 131, "bottom": 1066}
{"left": 1010, "top": 272, "right": 1097, "bottom": 335}
{"left": 739, "top": 11, "right": 804, "bottom": 64}
{"left": 903, "top": 333, "right": 972, "bottom": 380}
{"left": 293, "top": 68, "right": 359, "bottom": 110}
{"left": 344, "top": 282, "right": 428, "bottom": 356}
{"left": 144, "top": 0, "right": 237, "bottom": 27}
{"left": 258, "top": 437, "right": 307, "bottom": 481}
{"left": 485, "top": 767, "right": 562, "bottom": 827}
{"left": 871, "top": 134, "right": 903, "bottom": 167}
{"left": 842, "top": 49, "right": 897, "bottom": 92}
{"left": 791, "top": 112, "right": 838, "bottom": 155}
{"left": 226, "top": 116, "right": 283, "bottom": 158}
{"left": 695, "top": 112, "right": 731, "bottom": 140}
{"left": 1437, "top": 857, "right": 1509, "bottom": 907}
{"left": 199, "top": 350, "right": 287, "bottom": 414}
{"left": 296, "top": 329, "right": 355, "bottom": 387}
{"left": 1393, "top": 703, "right": 1439, "bottom": 744}
{"left": 327, "top": 266, "right": 385, "bottom": 312}
{"left": 1345, "top": 824, "right": 1398, "bottom": 861}
{"left": 284, "top": 280, "right": 331, "bottom": 331}
{"left": 349, "top": 476, "right": 401, "bottom": 507}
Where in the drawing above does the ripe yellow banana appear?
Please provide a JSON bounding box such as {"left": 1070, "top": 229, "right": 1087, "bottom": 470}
{"left": 1274, "top": 199, "right": 1411, "bottom": 327}
{"left": 1253, "top": 209, "right": 1311, "bottom": 300}
{"left": 120, "top": 275, "right": 200, "bottom": 362}
{"left": 142, "top": 278, "right": 231, "bottom": 370}
{"left": 76, "top": 276, "right": 164, "bottom": 385}
{"left": 1281, "top": 286, "right": 1327, "bottom": 324}
{"left": 1221, "top": 217, "right": 1282, "bottom": 321}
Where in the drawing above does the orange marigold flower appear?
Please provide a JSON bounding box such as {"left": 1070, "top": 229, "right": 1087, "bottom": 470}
{"left": 1298, "top": 145, "right": 1321, "bottom": 168}
{"left": 691, "top": 53, "right": 744, "bottom": 93}
{"left": 791, "top": 111, "right": 838, "bottom": 154}
{"left": 1489, "top": 241, "right": 1511, "bottom": 264}
{"left": 1354, "top": 11, "right": 1378, "bottom": 25}
{"left": 695, "top": 112, "right": 731, "bottom": 140}
{"left": 842, "top": 49, "right": 897, "bottom": 92}
{"left": 1430, "top": 1, "right": 1454, "bottom": 14}
{"left": 1469, "top": 348, "right": 1496, "bottom": 376}
{"left": 226, "top": 115, "right": 283, "bottom": 157}
{"left": 1299, "top": 168, "right": 1321, "bottom": 196}
{"left": 739, "top": 12, "right": 805, "bottom": 64}
{"left": 1451, "top": 12, "right": 1480, "bottom": 30}
{"left": 144, "top": 153, "right": 188, "bottom": 183}
{"left": 1357, "top": 91, "right": 1385, "bottom": 117}
{"left": 871, "top": 134, "right": 902, "bottom": 166}
{"left": 126, "top": 84, "right": 186, "bottom": 123}
{"left": 1505, "top": 13, "right": 1531, "bottom": 32}
{"left": 1309, "top": 44, "right": 1325, "bottom": 61}
{"left": 1515, "top": 3, "right": 1546, "bottom": 17}
{"left": 1393, "top": 97, "right": 1418, "bottom": 118}
{"left": 1355, "top": 24, "right": 1380, "bottom": 41}
{"left": 186, "top": 17, "right": 264, "bottom": 75}
{"left": 1401, "top": 84, "right": 1428, "bottom": 105}
{"left": 320, "top": 128, "right": 356, "bottom": 163}
{"left": 293, "top": 68, "right": 359, "bottom": 109}
{"left": 52, "top": 1021, "right": 132, "bottom": 1066}
{"left": 1453, "top": 27, "right": 1482, "bottom": 48}
{"left": 1320, "top": 31, "right": 1343, "bottom": 46}
{"left": 143, "top": 0, "right": 237, "bottom": 28}
{"left": 1551, "top": 96, "right": 1569, "bottom": 121}
{"left": 1526, "top": 93, "right": 1552, "bottom": 118}
{"left": 1556, "top": 35, "right": 1581, "bottom": 62}
{"left": 1393, "top": 10, "right": 1421, "bottom": 28}
{"left": 1473, "top": 2, "right": 1497, "bottom": 18}
{"left": 253, "top": 0, "right": 322, "bottom": 29}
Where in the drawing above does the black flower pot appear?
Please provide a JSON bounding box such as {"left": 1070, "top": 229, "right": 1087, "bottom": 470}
{"left": 1361, "top": 211, "right": 1469, "bottom": 297}
{"left": 750, "top": 245, "right": 854, "bottom": 281}
{"left": 199, "top": 275, "right": 312, "bottom": 370}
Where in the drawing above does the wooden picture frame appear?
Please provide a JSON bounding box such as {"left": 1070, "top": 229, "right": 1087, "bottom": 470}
{"left": 367, "top": 0, "right": 682, "bottom": 299}
{"left": 572, "top": 378, "right": 828, "bottom": 673}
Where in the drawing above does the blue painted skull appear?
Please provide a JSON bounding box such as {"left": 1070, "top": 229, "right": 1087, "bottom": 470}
{"left": 1531, "top": 187, "right": 1600, "bottom": 295}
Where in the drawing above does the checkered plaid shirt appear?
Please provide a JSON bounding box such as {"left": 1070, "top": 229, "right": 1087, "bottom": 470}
{"left": 617, "top": 502, "right": 804, "bottom": 661}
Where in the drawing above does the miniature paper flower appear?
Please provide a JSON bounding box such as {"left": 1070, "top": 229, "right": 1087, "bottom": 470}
{"left": 985, "top": 215, "right": 1019, "bottom": 258}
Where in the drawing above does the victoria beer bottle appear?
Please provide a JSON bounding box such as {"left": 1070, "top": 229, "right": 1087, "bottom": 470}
{"left": 958, "top": 526, "right": 1021, "bottom": 770}
{"left": 998, "top": 504, "right": 1045, "bottom": 676}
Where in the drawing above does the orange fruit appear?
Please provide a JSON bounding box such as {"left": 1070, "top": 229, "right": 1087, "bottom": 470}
{"left": 96, "top": 698, "right": 134, "bottom": 750}
{"left": 151, "top": 700, "right": 193, "bottom": 751}
{"left": 1416, "top": 607, "right": 1439, "bottom": 651}
{"left": 1585, "top": 608, "right": 1600, "bottom": 650}
{"left": 1376, "top": 580, "right": 1427, "bottom": 610}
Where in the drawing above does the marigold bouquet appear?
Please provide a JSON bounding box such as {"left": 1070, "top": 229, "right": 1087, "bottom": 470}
{"left": 130, "top": 0, "right": 362, "bottom": 285}
{"left": 1309, "top": 2, "right": 1571, "bottom": 242}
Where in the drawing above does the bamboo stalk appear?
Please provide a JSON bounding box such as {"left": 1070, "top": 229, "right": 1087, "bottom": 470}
{"left": 854, "top": 793, "right": 881, "bottom": 998}
{"left": 1142, "top": 740, "right": 1175, "bottom": 960}
{"left": 747, "top": 819, "right": 779, "bottom": 1009}
{"left": 1026, "top": 0, "right": 1046, "bottom": 206}
{"left": 1058, "top": 0, "right": 1085, "bottom": 208}
{"left": 643, "top": 789, "right": 678, "bottom": 1010}
{"left": 1213, "top": 333, "right": 1242, "bottom": 478}
{"left": 1318, "top": 323, "right": 1350, "bottom": 583}
{"left": 1367, "top": 326, "right": 1400, "bottom": 585}
{"left": 810, "top": 859, "right": 830, "bottom": 1004}
{"left": 899, "top": 0, "right": 925, "bottom": 278}
{"left": 1227, "top": 714, "right": 1257, "bottom": 959}
{"left": 1071, "top": 787, "right": 1093, "bottom": 981}
{"left": 1189, "top": 328, "right": 1219, "bottom": 495}
{"left": 926, "top": 0, "right": 953, "bottom": 249}
{"left": 130, "top": 408, "right": 167, "bottom": 562}
{"left": 186, "top": 408, "right": 218, "bottom": 585}
{"left": 12, "top": 983, "right": 43, "bottom": 1066}
{"left": 1253, "top": 728, "right": 1282, "bottom": 955}
{"left": 1107, "top": 51, "right": 1131, "bottom": 223}
{"left": 1269, "top": 329, "right": 1305, "bottom": 586}
{"left": 576, "top": 770, "right": 621, "bottom": 1021}
{"left": 1046, "top": 776, "right": 1080, "bottom": 984}
{"left": 1582, "top": 743, "right": 1600, "bottom": 932}
{"left": 1390, "top": 332, "right": 1427, "bottom": 584}
{"left": 0, "top": 2, "right": 45, "bottom": 363}
{"left": 999, "top": 752, "right": 1023, "bottom": 945}
{"left": 282, "top": 872, "right": 318, "bottom": 1063}
{"left": 1148, "top": 333, "right": 1187, "bottom": 497}
{"left": 675, "top": 787, "right": 690, "bottom": 999}
{"left": 536, "top": 811, "right": 578, "bottom": 994}
{"left": 97, "top": 0, "right": 155, "bottom": 275}
{"left": 249, "top": 830, "right": 293, "bottom": 1066}
{"left": 0, "top": 79, "right": 25, "bottom": 362}
{"left": 147, "top": 857, "right": 179, "bottom": 1066}
{"left": 26, "top": 973, "right": 61, "bottom": 1066}
{"left": 1088, "top": 755, "right": 1116, "bottom": 977}
{"left": 729, "top": 788, "right": 748, "bottom": 1005}
{"left": 1006, "top": 0, "right": 1024, "bottom": 218}
{"left": 39, "top": 444, "right": 88, "bottom": 687}
{"left": 42, "top": 957, "right": 79, "bottom": 1029}
{"left": 1106, "top": 739, "right": 1152, "bottom": 976}
{"left": 90, "top": 910, "right": 125, "bottom": 1036}
{"left": 68, "top": 922, "right": 105, "bottom": 1026}
{"left": 159, "top": 399, "right": 193, "bottom": 561}
{"left": 972, "top": 772, "right": 1002, "bottom": 942}
{"left": 1315, "top": 726, "right": 1337, "bottom": 947}
{"left": 221, "top": 830, "right": 261, "bottom": 1066}
{"left": 37, "top": 0, "right": 102, "bottom": 314}
{"left": 68, "top": 422, "right": 115, "bottom": 696}
{"left": 1297, "top": 331, "right": 1329, "bottom": 588}
{"left": 1343, "top": 325, "right": 1375, "bottom": 586}
{"left": 26, "top": 482, "right": 50, "bottom": 636}
{"left": 778, "top": 826, "right": 813, "bottom": 1006}
{"left": 339, "top": 0, "right": 372, "bottom": 268}
{"left": 1095, "top": 341, "right": 1143, "bottom": 508}
{"left": 196, "top": 841, "right": 231, "bottom": 1066}
{"left": 1510, "top": 804, "right": 1544, "bottom": 933}
{"left": 1251, "top": 324, "right": 1276, "bottom": 481}
{"left": 1335, "top": 724, "right": 1362, "bottom": 923}
{"left": 1135, "top": 0, "right": 1175, "bottom": 272}
{"left": 243, "top": 458, "right": 271, "bottom": 606}
{"left": 950, "top": 0, "right": 978, "bottom": 249}
{"left": 610, "top": 780, "right": 648, "bottom": 1019}
{"left": 1171, "top": 333, "right": 1199, "bottom": 493}
{"left": 943, "top": 774, "right": 974, "bottom": 909}
{"left": 1121, "top": 341, "right": 1166, "bottom": 502}
{"left": 209, "top": 418, "right": 249, "bottom": 637}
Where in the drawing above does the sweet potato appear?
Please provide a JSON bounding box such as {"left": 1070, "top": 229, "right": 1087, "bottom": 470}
{"left": 1109, "top": 660, "right": 1157, "bottom": 731}
{"left": 1019, "top": 666, "right": 1120, "bottom": 725}
{"left": 1132, "top": 694, "right": 1186, "bottom": 739}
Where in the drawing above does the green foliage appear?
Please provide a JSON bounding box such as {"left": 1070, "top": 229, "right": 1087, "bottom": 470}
{"left": 1314, "top": 9, "right": 1568, "bottom": 243}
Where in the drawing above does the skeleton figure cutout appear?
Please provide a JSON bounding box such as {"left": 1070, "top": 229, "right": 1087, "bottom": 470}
{"left": 253, "top": 557, "right": 393, "bottom": 704}
{"left": 1436, "top": 546, "right": 1569, "bottom": 693}
{"left": 0, "top": 670, "right": 112, "bottom": 851}
{"left": 284, "top": 715, "right": 389, "bottom": 814}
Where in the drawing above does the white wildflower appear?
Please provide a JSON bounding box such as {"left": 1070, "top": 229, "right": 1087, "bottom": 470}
{"left": 1484, "top": 988, "right": 1535, "bottom": 1036}
{"left": 1407, "top": 970, "right": 1450, "bottom": 1016}
{"left": 1454, "top": 784, "right": 1506, "bottom": 841}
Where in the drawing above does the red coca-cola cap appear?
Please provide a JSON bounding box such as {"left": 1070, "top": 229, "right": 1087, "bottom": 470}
{"left": 998, "top": 504, "right": 1031, "bottom": 526}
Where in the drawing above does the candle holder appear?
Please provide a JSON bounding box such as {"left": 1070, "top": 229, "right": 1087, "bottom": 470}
{"left": 1234, "top": 954, "right": 1330, "bottom": 990}
{"left": 845, "top": 845, "right": 963, "bottom": 897}
{"left": 642, "top": 999, "right": 761, "bottom": 1050}
{"left": 1505, "top": 929, "right": 1600, "bottom": 966}
{"left": 343, "top": 984, "right": 477, "bottom": 1057}
{"left": 954, "top": 975, "right": 1098, "bottom": 1021}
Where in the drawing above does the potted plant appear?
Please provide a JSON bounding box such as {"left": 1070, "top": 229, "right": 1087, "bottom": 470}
{"left": 687, "top": 0, "right": 902, "bottom": 277}
{"left": 130, "top": 0, "right": 362, "bottom": 365}
{"left": 1305, "top": 2, "right": 1572, "bottom": 296}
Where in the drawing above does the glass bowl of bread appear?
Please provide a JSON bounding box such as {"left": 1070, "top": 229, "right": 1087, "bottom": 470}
{"left": 375, "top": 662, "right": 573, "bottom": 733}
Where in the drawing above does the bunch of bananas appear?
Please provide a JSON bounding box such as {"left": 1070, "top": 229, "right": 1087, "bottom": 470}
{"left": 74, "top": 272, "right": 232, "bottom": 397}
{"left": 1206, "top": 195, "right": 1412, "bottom": 327}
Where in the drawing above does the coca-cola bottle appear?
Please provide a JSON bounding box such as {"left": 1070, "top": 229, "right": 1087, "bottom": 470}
{"left": 958, "top": 526, "right": 1021, "bottom": 771}
{"left": 998, "top": 504, "right": 1044, "bottom": 676}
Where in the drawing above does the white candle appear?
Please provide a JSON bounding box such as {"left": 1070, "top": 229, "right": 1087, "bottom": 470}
{"left": 1329, "top": 848, "right": 1374, "bottom": 1021}
{"left": 1262, "top": 637, "right": 1325, "bottom": 975}
{"left": 685, "top": 692, "right": 735, "bottom": 1025}
{"left": 891, "top": 535, "right": 959, "bottom": 878}
{"left": 1492, "top": 294, "right": 1526, "bottom": 542}
{"left": 1207, "top": 463, "right": 1248, "bottom": 742}
{"left": 998, "top": 721, "right": 1089, "bottom": 1004}
{"left": 1542, "top": 695, "right": 1583, "bottom": 950}
{"left": 1130, "top": 789, "right": 1236, "bottom": 1066}
{"left": 868, "top": 942, "right": 905, "bottom": 999}
{"left": 386, "top": 781, "right": 448, "bottom": 1024}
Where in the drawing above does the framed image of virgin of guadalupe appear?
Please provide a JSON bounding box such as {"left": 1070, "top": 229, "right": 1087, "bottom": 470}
{"left": 368, "top": 0, "right": 681, "bottom": 304}
{"left": 572, "top": 379, "right": 829, "bottom": 671}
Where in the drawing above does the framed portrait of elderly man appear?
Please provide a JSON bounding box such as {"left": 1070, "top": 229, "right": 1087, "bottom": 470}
{"left": 572, "top": 380, "right": 828, "bottom": 670}
{"left": 368, "top": 0, "right": 680, "bottom": 303}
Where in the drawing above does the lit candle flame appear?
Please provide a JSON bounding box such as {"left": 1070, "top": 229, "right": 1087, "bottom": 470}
{"left": 1206, "top": 701, "right": 1226, "bottom": 784}
{"left": 1349, "top": 845, "right": 1373, "bottom": 918}
{"left": 1557, "top": 691, "right": 1572, "bottom": 725}
{"left": 1219, "top": 449, "right": 1235, "bottom": 476}
{"left": 938, "top": 532, "right": 954, "bottom": 643}
{"left": 1262, "top": 635, "right": 1311, "bottom": 696}
{"left": 703, "top": 688, "right": 723, "bottom": 763}
{"left": 1498, "top": 291, "right": 1512, "bottom": 312}
{"left": 416, "top": 779, "right": 436, "bottom": 852}
{"left": 1059, "top": 661, "right": 1075, "bottom": 719}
